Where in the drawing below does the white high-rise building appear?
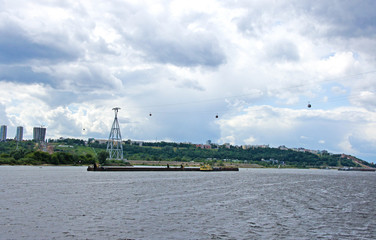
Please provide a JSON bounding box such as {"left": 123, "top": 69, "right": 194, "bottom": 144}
{"left": 33, "top": 127, "right": 46, "bottom": 142}
{"left": 0, "top": 125, "right": 6, "bottom": 141}
{"left": 16, "top": 126, "right": 23, "bottom": 141}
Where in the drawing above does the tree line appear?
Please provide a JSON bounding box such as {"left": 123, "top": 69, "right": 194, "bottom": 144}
{"left": 120, "top": 144, "right": 361, "bottom": 168}
{"left": 1, "top": 139, "right": 374, "bottom": 168}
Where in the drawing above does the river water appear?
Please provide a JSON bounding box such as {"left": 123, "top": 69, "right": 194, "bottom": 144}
{"left": 0, "top": 166, "right": 375, "bottom": 240}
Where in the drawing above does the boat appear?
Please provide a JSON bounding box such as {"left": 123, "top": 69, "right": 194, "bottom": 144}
{"left": 338, "top": 167, "right": 375, "bottom": 172}
{"left": 200, "top": 164, "right": 213, "bottom": 171}
{"left": 87, "top": 164, "right": 238, "bottom": 172}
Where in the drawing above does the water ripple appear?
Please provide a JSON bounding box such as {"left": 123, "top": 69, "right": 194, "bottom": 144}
{"left": 0, "top": 166, "right": 375, "bottom": 239}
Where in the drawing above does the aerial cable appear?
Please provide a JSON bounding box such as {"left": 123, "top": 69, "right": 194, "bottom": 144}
{"left": 123, "top": 70, "right": 376, "bottom": 112}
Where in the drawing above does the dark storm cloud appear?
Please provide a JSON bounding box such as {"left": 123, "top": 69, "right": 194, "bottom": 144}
{"left": 120, "top": 14, "right": 226, "bottom": 68}
{"left": 101, "top": 1, "right": 226, "bottom": 67}
{"left": 298, "top": 0, "right": 376, "bottom": 38}
{"left": 57, "top": 65, "right": 118, "bottom": 91}
{"left": 0, "top": 25, "right": 80, "bottom": 63}
{"left": 39, "top": 90, "right": 79, "bottom": 108}
{"left": 232, "top": 2, "right": 290, "bottom": 37}
{"left": 128, "top": 31, "right": 226, "bottom": 67}
{"left": 0, "top": 66, "right": 53, "bottom": 85}
{"left": 234, "top": 0, "right": 376, "bottom": 39}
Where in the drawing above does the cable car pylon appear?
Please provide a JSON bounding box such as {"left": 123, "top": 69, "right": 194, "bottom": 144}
{"left": 107, "top": 107, "right": 123, "bottom": 160}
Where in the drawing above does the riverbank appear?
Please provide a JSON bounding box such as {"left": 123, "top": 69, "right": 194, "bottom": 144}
{"left": 127, "top": 160, "right": 264, "bottom": 168}
{"left": 0, "top": 160, "right": 264, "bottom": 168}
{"left": 3, "top": 160, "right": 375, "bottom": 170}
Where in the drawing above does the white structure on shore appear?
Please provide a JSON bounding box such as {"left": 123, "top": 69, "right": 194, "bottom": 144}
{"left": 33, "top": 127, "right": 46, "bottom": 142}
{"left": 16, "top": 126, "right": 23, "bottom": 141}
{"left": 0, "top": 125, "right": 6, "bottom": 141}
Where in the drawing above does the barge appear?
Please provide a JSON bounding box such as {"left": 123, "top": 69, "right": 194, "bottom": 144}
{"left": 338, "top": 167, "right": 375, "bottom": 172}
{"left": 87, "top": 164, "right": 239, "bottom": 172}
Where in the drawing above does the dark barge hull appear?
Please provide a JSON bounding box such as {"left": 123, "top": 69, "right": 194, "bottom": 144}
{"left": 87, "top": 166, "right": 239, "bottom": 172}
{"left": 338, "top": 168, "right": 375, "bottom": 172}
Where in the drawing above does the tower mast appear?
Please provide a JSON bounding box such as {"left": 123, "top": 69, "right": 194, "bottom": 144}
{"left": 107, "top": 107, "right": 123, "bottom": 160}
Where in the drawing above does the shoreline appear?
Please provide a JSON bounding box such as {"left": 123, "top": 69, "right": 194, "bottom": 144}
{"left": 126, "top": 160, "right": 264, "bottom": 168}
{"left": 0, "top": 162, "right": 334, "bottom": 169}
{"left": 2, "top": 160, "right": 374, "bottom": 170}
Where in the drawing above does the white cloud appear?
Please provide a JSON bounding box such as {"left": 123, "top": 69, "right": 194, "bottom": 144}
{"left": 217, "top": 105, "right": 376, "bottom": 158}
{"left": 244, "top": 136, "right": 256, "bottom": 145}
{"left": 338, "top": 134, "right": 357, "bottom": 155}
{"left": 316, "top": 52, "right": 358, "bottom": 76}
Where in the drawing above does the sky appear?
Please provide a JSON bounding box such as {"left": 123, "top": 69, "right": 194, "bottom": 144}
{"left": 1, "top": 0, "right": 376, "bottom": 162}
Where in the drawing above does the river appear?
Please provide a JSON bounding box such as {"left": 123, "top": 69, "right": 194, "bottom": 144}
{"left": 0, "top": 166, "right": 375, "bottom": 239}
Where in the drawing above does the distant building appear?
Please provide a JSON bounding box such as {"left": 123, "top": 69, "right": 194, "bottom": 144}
{"left": 16, "top": 126, "right": 23, "bottom": 141}
{"left": 261, "top": 158, "right": 279, "bottom": 164}
{"left": 91, "top": 139, "right": 108, "bottom": 144}
{"left": 211, "top": 143, "right": 219, "bottom": 149}
{"left": 204, "top": 144, "right": 211, "bottom": 149}
{"left": 308, "top": 149, "right": 320, "bottom": 154}
{"left": 224, "top": 143, "right": 231, "bottom": 149}
{"left": 33, "top": 127, "right": 46, "bottom": 142}
{"left": 195, "top": 144, "right": 211, "bottom": 149}
{"left": 253, "top": 144, "right": 269, "bottom": 149}
{"left": 0, "top": 125, "right": 6, "bottom": 141}
{"left": 278, "top": 145, "right": 288, "bottom": 150}
{"left": 130, "top": 140, "right": 144, "bottom": 146}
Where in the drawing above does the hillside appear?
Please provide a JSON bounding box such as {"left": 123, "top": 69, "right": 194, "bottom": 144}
{"left": 1, "top": 139, "right": 375, "bottom": 168}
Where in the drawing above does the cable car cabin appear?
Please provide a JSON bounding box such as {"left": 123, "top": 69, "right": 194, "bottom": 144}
{"left": 215, "top": 114, "right": 218, "bottom": 118}
{"left": 307, "top": 103, "right": 311, "bottom": 108}
{"left": 149, "top": 113, "right": 152, "bottom": 116}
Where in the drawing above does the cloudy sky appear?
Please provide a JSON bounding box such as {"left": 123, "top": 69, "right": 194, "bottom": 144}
{"left": 1, "top": 0, "right": 376, "bottom": 162}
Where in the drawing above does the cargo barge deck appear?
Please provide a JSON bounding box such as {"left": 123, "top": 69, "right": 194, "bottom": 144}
{"left": 338, "top": 167, "right": 375, "bottom": 172}
{"left": 87, "top": 165, "right": 239, "bottom": 172}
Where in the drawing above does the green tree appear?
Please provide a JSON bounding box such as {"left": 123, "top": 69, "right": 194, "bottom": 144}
{"left": 97, "top": 151, "right": 108, "bottom": 165}
{"left": 27, "top": 151, "right": 51, "bottom": 164}
{"left": 11, "top": 149, "right": 26, "bottom": 160}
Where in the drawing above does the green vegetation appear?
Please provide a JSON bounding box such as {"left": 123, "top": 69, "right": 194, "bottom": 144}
{"left": 0, "top": 139, "right": 94, "bottom": 165}
{"left": 97, "top": 151, "right": 108, "bottom": 165}
{"left": 120, "top": 143, "right": 370, "bottom": 168}
{"left": 0, "top": 139, "right": 375, "bottom": 168}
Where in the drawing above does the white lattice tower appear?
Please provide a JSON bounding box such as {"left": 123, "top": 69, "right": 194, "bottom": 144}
{"left": 107, "top": 107, "right": 123, "bottom": 160}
